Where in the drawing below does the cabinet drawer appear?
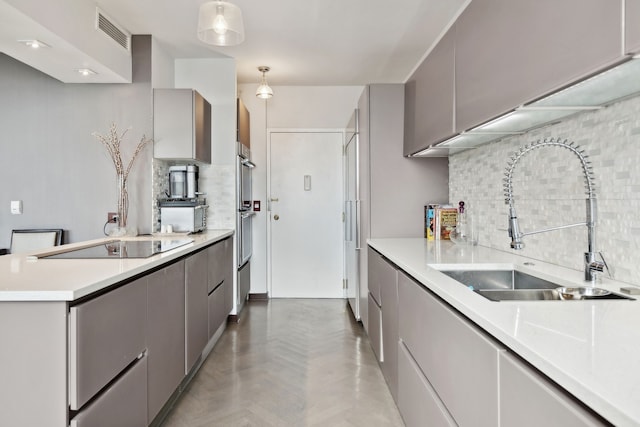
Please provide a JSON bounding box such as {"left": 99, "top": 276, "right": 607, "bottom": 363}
{"left": 70, "top": 356, "right": 147, "bottom": 427}
{"left": 398, "top": 341, "right": 456, "bottom": 427}
{"left": 69, "top": 277, "right": 147, "bottom": 410}
{"left": 398, "top": 273, "right": 503, "bottom": 426}
{"left": 368, "top": 293, "right": 382, "bottom": 363}
{"left": 500, "top": 352, "right": 607, "bottom": 426}
{"left": 208, "top": 283, "right": 226, "bottom": 338}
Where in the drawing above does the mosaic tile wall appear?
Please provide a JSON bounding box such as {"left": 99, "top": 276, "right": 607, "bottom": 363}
{"left": 151, "top": 160, "right": 236, "bottom": 232}
{"left": 449, "top": 94, "right": 640, "bottom": 285}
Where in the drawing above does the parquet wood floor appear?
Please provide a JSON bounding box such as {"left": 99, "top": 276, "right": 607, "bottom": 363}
{"left": 162, "top": 299, "right": 404, "bottom": 426}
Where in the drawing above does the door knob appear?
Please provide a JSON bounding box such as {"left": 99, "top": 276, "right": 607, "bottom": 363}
{"left": 274, "top": 214, "right": 280, "bottom": 220}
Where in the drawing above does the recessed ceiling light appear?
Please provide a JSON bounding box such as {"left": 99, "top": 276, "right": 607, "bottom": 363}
{"left": 18, "top": 39, "right": 50, "bottom": 49}
{"left": 75, "top": 68, "right": 97, "bottom": 77}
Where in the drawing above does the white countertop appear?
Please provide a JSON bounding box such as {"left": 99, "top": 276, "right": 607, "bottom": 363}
{"left": 0, "top": 230, "right": 233, "bottom": 302}
{"left": 368, "top": 238, "right": 640, "bottom": 427}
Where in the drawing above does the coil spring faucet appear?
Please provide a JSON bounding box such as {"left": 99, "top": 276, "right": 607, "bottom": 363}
{"left": 503, "top": 137, "right": 604, "bottom": 282}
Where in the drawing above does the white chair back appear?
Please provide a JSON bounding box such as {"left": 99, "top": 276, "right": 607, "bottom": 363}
{"left": 11, "top": 230, "right": 62, "bottom": 254}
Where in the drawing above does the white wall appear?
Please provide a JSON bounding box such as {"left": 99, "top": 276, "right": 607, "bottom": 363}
{"left": 238, "top": 84, "right": 364, "bottom": 294}
{"left": 449, "top": 93, "right": 640, "bottom": 285}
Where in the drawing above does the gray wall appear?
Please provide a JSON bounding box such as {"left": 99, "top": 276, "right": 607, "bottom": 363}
{"left": 0, "top": 36, "right": 153, "bottom": 248}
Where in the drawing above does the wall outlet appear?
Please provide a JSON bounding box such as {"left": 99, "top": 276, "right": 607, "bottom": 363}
{"left": 108, "top": 212, "right": 118, "bottom": 223}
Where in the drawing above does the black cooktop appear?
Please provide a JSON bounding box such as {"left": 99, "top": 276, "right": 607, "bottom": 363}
{"left": 42, "top": 239, "right": 194, "bottom": 259}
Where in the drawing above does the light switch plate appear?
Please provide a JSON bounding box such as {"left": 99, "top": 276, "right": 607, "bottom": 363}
{"left": 10, "top": 200, "right": 22, "bottom": 215}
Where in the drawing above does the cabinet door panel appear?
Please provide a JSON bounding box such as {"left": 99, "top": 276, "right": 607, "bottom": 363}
{"left": 208, "top": 240, "right": 226, "bottom": 294}
{"left": 500, "top": 352, "right": 607, "bottom": 426}
{"left": 627, "top": 0, "right": 640, "bottom": 53}
{"left": 147, "top": 261, "right": 186, "bottom": 422}
{"left": 185, "top": 250, "right": 208, "bottom": 374}
{"left": 69, "top": 277, "right": 147, "bottom": 410}
{"left": 70, "top": 356, "right": 147, "bottom": 427}
{"left": 367, "top": 247, "right": 388, "bottom": 305}
{"left": 368, "top": 293, "right": 383, "bottom": 362}
{"left": 404, "top": 25, "right": 456, "bottom": 155}
{"left": 223, "top": 238, "right": 234, "bottom": 315}
{"left": 379, "top": 254, "right": 399, "bottom": 401}
{"left": 455, "top": 0, "right": 622, "bottom": 132}
{"left": 398, "top": 273, "right": 502, "bottom": 426}
{"left": 208, "top": 284, "right": 226, "bottom": 337}
{"left": 398, "top": 342, "right": 456, "bottom": 427}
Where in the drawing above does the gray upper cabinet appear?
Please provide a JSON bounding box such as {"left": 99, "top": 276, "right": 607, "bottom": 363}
{"left": 154, "top": 89, "right": 212, "bottom": 164}
{"left": 403, "top": 25, "right": 456, "bottom": 156}
{"left": 626, "top": 0, "right": 640, "bottom": 53}
{"left": 237, "top": 98, "right": 250, "bottom": 147}
{"left": 455, "top": 0, "right": 622, "bottom": 132}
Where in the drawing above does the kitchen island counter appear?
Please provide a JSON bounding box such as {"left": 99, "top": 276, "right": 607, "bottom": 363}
{"left": 0, "top": 230, "right": 233, "bottom": 302}
{"left": 368, "top": 238, "right": 640, "bottom": 427}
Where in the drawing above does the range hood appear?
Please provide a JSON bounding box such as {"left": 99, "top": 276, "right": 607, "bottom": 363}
{"left": 413, "top": 55, "right": 640, "bottom": 157}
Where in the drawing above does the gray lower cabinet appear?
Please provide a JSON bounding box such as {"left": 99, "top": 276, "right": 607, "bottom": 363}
{"left": 369, "top": 247, "right": 399, "bottom": 401}
{"left": 398, "top": 272, "right": 503, "bottom": 426}
{"left": 147, "top": 260, "right": 186, "bottom": 422}
{"left": 398, "top": 341, "right": 456, "bottom": 427}
{"left": 367, "top": 293, "right": 383, "bottom": 363}
{"left": 208, "top": 283, "right": 226, "bottom": 337}
{"left": 208, "top": 237, "right": 233, "bottom": 337}
{"left": 185, "top": 250, "right": 209, "bottom": 374}
{"left": 627, "top": 0, "right": 640, "bottom": 53}
{"left": 499, "top": 352, "right": 607, "bottom": 426}
{"left": 70, "top": 356, "right": 148, "bottom": 427}
{"left": 69, "top": 276, "right": 147, "bottom": 410}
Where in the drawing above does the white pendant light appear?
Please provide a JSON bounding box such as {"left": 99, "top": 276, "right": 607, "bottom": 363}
{"left": 256, "top": 66, "right": 273, "bottom": 99}
{"left": 197, "top": 1, "right": 245, "bottom": 46}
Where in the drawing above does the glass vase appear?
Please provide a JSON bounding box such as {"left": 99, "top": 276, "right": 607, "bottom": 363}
{"left": 110, "top": 174, "right": 137, "bottom": 237}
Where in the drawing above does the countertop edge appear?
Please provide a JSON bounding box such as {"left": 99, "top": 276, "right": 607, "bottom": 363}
{"left": 0, "top": 230, "right": 234, "bottom": 302}
{"left": 368, "top": 238, "right": 639, "bottom": 427}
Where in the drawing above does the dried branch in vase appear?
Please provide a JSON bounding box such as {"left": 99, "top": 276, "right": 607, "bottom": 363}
{"left": 92, "top": 122, "right": 152, "bottom": 235}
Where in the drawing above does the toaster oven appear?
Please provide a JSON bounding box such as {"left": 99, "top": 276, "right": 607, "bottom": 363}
{"left": 160, "top": 205, "right": 207, "bottom": 233}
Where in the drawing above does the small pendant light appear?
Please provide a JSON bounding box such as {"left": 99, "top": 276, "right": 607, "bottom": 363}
{"left": 197, "top": 1, "right": 245, "bottom": 46}
{"left": 256, "top": 66, "right": 273, "bottom": 99}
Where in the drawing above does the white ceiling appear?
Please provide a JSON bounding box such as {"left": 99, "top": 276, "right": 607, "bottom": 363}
{"left": 1, "top": 0, "right": 470, "bottom": 86}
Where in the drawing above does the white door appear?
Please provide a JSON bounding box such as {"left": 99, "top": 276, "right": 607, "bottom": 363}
{"left": 269, "top": 131, "right": 343, "bottom": 298}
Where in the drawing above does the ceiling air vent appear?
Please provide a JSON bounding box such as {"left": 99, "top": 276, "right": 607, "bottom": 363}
{"left": 95, "top": 8, "right": 131, "bottom": 52}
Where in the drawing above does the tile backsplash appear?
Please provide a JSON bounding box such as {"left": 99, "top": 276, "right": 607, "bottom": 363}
{"left": 449, "top": 94, "right": 640, "bottom": 285}
{"left": 152, "top": 159, "right": 236, "bottom": 232}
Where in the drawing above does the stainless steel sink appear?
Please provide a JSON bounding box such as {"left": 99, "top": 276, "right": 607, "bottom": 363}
{"left": 439, "top": 269, "right": 634, "bottom": 301}
{"left": 440, "top": 269, "right": 559, "bottom": 291}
